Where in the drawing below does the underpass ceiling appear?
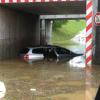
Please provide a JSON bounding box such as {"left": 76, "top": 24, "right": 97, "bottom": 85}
{"left": 0, "top": 1, "right": 86, "bottom": 15}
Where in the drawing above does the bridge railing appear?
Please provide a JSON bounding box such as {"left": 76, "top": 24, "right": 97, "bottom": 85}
{"left": 0, "top": 0, "right": 86, "bottom": 4}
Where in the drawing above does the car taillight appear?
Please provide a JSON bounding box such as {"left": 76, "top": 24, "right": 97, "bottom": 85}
{"left": 24, "top": 54, "right": 29, "bottom": 60}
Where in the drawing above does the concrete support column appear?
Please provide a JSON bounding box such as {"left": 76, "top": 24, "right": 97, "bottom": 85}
{"left": 40, "top": 19, "right": 46, "bottom": 45}
{"left": 93, "top": 0, "right": 100, "bottom": 64}
{"left": 0, "top": 6, "right": 40, "bottom": 59}
{"left": 45, "top": 20, "right": 53, "bottom": 45}
{"left": 92, "top": 0, "right": 100, "bottom": 63}
{"left": 40, "top": 19, "right": 53, "bottom": 45}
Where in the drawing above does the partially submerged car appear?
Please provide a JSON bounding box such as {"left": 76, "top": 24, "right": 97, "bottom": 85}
{"left": 19, "top": 45, "right": 83, "bottom": 62}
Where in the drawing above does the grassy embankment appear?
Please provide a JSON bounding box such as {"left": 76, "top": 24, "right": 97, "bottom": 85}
{"left": 52, "top": 20, "right": 86, "bottom": 45}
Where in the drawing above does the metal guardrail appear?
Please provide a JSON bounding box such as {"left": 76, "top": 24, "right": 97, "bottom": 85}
{"left": 0, "top": 0, "right": 86, "bottom": 3}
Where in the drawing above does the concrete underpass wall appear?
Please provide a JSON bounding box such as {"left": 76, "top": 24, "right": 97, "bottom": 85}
{"left": 93, "top": 0, "right": 100, "bottom": 64}
{"left": 0, "top": 6, "right": 40, "bottom": 59}
{"left": 92, "top": 0, "right": 98, "bottom": 64}
{"left": 40, "top": 19, "right": 52, "bottom": 45}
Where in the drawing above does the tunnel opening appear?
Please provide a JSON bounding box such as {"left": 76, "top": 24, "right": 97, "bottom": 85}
{"left": 51, "top": 19, "right": 86, "bottom": 67}
{"left": 52, "top": 19, "right": 86, "bottom": 47}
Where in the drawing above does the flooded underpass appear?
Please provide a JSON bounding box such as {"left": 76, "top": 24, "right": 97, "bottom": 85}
{"left": 0, "top": 38, "right": 99, "bottom": 100}
{"left": 0, "top": 58, "right": 100, "bottom": 100}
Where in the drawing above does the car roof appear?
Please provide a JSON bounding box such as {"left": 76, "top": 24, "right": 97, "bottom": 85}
{"left": 23, "top": 45, "right": 69, "bottom": 51}
{"left": 26, "top": 45, "right": 56, "bottom": 49}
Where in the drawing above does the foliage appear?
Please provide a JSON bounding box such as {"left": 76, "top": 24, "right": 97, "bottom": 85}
{"left": 52, "top": 20, "right": 86, "bottom": 44}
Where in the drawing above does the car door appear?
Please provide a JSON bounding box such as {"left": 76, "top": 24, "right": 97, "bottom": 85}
{"left": 55, "top": 47, "right": 71, "bottom": 59}
{"left": 45, "top": 47, "right": 57, "bottom": 59}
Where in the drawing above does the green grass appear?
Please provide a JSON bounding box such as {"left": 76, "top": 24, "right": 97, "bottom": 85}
{"left": 52, "top": 20, "right": 86, "bottom": 44}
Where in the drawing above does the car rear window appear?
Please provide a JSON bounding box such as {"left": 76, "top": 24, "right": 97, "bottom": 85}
{"left": 32, "top": 48, "right": 43, "bottom": 54}
{"left": 20, "top": 48, "right": 29, "bottom": 54}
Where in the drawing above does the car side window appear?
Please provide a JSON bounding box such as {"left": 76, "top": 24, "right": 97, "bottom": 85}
{"left": 56, "top": 47, "right": 70, "bottom": 54}
{"left": 32, "top": 48, "right": 43, "bottom": 54}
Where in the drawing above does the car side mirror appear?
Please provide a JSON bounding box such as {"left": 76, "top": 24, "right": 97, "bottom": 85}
{"left": 95, "top": 86, "right": 100, "bottom": 100}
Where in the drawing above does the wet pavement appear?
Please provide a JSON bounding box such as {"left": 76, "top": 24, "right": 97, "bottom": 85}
{"left": 0, "top": 58, "right": 100, "bottom": 100}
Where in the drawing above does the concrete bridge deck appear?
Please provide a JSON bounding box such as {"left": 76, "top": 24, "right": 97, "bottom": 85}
{"left": 1, "top": 1, "right": 86, "bottom": 15}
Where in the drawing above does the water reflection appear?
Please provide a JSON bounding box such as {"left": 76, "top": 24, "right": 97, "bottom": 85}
{"left": 66, "top": 44, "right": 85, "bottom": 68}
{"left": 25, "top": 54, "right": 85, "bottom": 68}
{"left": 30, "top": 88, "right": 36, "bottom": 92}
{"left": 69, "top": 56, "right": 85, "bottom": 68}
{"left": 85, "top": 66, "right": 93, "bottom": 100}
{"left": 0, "top": 81, "right": 6, "bottom": 99}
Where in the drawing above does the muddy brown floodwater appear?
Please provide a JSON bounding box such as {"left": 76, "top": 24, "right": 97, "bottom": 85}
{"left": 0, "top": 58, "right": 100, "bottom": 100}
{"left": 0, "top": 43, "right": 100, "bottom": 100}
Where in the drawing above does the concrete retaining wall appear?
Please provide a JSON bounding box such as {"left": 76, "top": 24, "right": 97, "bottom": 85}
{"left": 0, "top": 6, "right": 39, "bottom": 59}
